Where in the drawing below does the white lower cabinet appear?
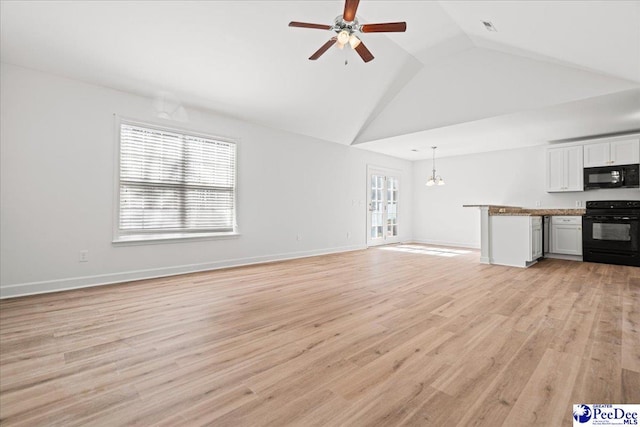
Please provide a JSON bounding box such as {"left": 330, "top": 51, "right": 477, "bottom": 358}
{"left": 490, "top": 215, "right": 543, "bottom": 268}
{"left": 550, "top": 216, "right": 583, "bottom": 256}
{"left": 531, "top": 219, "right": 543, "bottom": 261}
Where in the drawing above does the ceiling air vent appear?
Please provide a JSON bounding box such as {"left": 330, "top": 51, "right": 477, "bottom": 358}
{"left": 482, "top": 21, "right": 497, "bottom": 32}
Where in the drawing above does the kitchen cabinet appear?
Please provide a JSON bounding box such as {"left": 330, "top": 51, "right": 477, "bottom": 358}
{"left": 546, "top": 146, "right": 584, "bottom": 192}
{"left": 583, "top": 138, "right": 640, "bottom": 167}
{"left": 550, "top": 216, "right": 583, "bottom": 256}
{"left": 531, "top": 218, "right": 543, "bottom": 261}
{"left": 490, "top": 215, "right": 543, "bottom": 268}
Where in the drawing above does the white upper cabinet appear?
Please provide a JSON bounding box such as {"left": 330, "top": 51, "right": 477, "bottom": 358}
{"left": 547, "top": 148, "right": 565, "bottom": 191}
{"left": 565, "top": 146, "right": 584, "bottom": 190}
{"left": 611, "top": 139, "right": 640, "bottom": 165}
{"left": 583, "top": 138, "right": 640, "bottom": 167}
{"left": 583, "top": 142, "right": 610, "bottom": 167}
{"left": 547, "top": 146, "right": 584, "bottom": 192}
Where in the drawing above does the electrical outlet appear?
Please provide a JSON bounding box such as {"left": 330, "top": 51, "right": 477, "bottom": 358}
{"left": 575, "top": 200, "right": 582, "bottom": 207}
{"left": 296, "top": 233, "right": 302, "bottom": 241}
{"left": 79, "top": 250, "right": 89, "bottom": 262}
{"left": 535, "top": 201, "right": 541, "bottom": 207}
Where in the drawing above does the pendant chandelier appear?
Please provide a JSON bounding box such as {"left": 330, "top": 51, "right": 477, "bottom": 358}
{"left": 426, "top": 146, "right": 445, "bottom": 186}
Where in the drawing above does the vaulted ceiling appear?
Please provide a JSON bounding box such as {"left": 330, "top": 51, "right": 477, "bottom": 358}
{"left": 2, "top": 1, "right": 639, "bottom": 159}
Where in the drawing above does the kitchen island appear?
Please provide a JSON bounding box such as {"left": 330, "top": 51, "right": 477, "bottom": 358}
{"left": 464, "top": 205, "right": 585, "bottom": 267}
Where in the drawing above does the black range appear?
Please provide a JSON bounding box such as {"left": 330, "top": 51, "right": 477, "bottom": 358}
{"left": 583, "top": 200, "right": 640, "bottom": 267}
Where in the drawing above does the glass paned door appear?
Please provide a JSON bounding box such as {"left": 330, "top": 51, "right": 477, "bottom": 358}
{"left": 370, "top": 174, "right": 384, "bottom": 240}
{"left": 367, "top": 168, "right": 400, "bottom": 246}
{"left": 387, "top": 177, "right": 398, "bottom": 238}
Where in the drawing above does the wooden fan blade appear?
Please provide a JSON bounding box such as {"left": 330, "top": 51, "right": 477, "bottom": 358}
{"left": 309, "top": 37, "right": 337, "bottom": 60}
{"left": 289, "top": 21, "right": 332, "bottom": 30}
{"left": 355, "top": 41, "right": 374, "bottom": 63}
{"left": 360, "top": 22, "right": 407, "bottom": 33}
{"left": 343, "top": 0, "right": 360, "bottom": 22}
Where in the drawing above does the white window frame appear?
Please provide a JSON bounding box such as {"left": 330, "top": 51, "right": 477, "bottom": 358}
{"left": 112, "top": 116, "right": 240, "bottom": 244}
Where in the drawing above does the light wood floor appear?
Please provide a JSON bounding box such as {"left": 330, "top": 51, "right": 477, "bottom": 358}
{"left": 1, "top": 245, "right": 638, "bottom": 426}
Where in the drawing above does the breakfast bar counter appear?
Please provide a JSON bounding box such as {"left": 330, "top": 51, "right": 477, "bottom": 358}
{"left": 463, "top": 205, "right": 585, "bottom": 216}
{"left": 464, "top": 204, "right": 585, "bottom": 266}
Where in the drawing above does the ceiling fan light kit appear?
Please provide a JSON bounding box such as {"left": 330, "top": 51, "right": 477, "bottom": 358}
{"left": 348, "top": 34, "right": 361, "bottom": 49}
{"left": 288, "top": 0, "right": 406, "bottom": 63}
{"left": 337, "top": 29, "right": 350, "bottom": 46}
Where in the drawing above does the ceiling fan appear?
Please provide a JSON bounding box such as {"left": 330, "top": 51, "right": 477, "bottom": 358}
{"left": 289, "top": 0, "right": 407, "bottom": 63}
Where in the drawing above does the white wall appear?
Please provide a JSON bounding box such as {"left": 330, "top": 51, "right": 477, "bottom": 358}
{"left": 0, "top": 63, "right": 413, "bottom": 297}
{"left": 412, "top": 145, "right": 639, "bottom": 249}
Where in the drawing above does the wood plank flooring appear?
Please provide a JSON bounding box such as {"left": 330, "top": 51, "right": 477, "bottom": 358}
{"left": 1, "top": 244, "right": 638, "bottom": 426}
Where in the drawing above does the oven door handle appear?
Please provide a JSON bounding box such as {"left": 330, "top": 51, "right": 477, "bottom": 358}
{"left": 585, "top": 216, "right": 638, "bottom": 221}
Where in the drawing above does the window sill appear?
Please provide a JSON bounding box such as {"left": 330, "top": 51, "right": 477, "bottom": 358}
{"left": 113, "top": 231, "right": 241, "bottom": 246}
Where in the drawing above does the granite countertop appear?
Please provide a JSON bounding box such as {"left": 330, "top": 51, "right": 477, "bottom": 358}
{"left": 490, "top": 208, "right": 586, "bottom": 216}
{"left": 463, "top": 204, "right": 585, "bottom": 216}
{"left": 462, "top": 204, "right": 514, "bottom": 208}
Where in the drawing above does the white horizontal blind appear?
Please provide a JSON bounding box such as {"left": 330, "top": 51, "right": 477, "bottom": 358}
{"left": 119, "top": 123, "right": 236, "bottom": 233}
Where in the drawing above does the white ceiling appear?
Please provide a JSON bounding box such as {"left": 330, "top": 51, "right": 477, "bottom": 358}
{"left": 1, "top": 1, "right": 639, "bottom": 159}
{"left": 357, "top": 88, "right": 640, "bottom": 160}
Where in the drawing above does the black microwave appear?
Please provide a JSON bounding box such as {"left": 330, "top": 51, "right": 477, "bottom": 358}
{"left": 584, "top": 163, "right": 639, "bottom": 190}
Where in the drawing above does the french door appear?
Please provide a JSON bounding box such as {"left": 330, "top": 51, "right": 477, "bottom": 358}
{"left": 367, "top": 167, "right": 400, "bottom": 247}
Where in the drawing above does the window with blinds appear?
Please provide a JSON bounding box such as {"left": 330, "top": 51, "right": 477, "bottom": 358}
{"left": 117, "top": 122, "right": 236, "bottom": 239}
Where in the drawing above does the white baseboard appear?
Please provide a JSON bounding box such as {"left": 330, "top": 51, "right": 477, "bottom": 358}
{"left": 488, "top": 259, "right": 538, "bottom": 269}
{"left": 544, "top": 253, "right": 583, "bottom": 262}
{"left": 0, "top": 244, "right": 366, "bottom": 299}
{"left": 409, "top": 239, "right": 480, "bottom": 250}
